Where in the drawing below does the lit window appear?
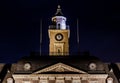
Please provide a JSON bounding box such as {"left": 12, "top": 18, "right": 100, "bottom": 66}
{"left": 7, "top": 78, "right": 13, "bottom": 83}
{"left": 56, "top": 80, "right": 64, "bottom": 83}
{"left": 72, "top": 80, "right": 81, "bottom": 83}
{"left": 39, "top": 80, "right": 48, "bottom": 83}
{"left": 107, "top": 77, "right": 113, "bottom": 83}
{"left": 24, "top": 81, "right": 31, "bottom": 83}
{"left": 89, "top": 81, "right": 98, "bottom": 83}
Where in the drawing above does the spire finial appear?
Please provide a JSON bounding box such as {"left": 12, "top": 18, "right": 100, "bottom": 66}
{"left": 58, "top": 5, "right": 60, "bottom": 9}
{"left": 55, "top": 5, "right": 63, "bottom": 16}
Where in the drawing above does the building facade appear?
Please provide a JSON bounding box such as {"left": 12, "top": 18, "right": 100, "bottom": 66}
{"left": 0, "top": 5, "right": 120, "bottom": 83}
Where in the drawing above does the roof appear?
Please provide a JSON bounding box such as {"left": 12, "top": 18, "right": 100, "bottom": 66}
{"left": 0, "top": 64, "right": 11, "bottom": 83}
{"left": 0, "top": 55, "right": 119, "bottom": 83}
{"left": 14, "top": 55, "right": 106, "bottom": 74}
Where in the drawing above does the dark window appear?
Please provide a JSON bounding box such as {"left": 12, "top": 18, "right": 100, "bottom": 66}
{"left": 58, "top": 24, "right": 60, "bottom": 29}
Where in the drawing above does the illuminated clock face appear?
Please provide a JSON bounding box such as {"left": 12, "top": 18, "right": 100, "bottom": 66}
{"left": 24, "top": 63, "right": 31, "bottom": 70}
{"left": 55, "top": 33, "right": 63, "bottom": 41}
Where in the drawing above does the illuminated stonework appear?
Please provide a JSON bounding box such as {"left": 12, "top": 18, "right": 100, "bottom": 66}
{"left": 12, "top": 62, "right": 109, "bottom": 83}
{"left": 48, "top": 5, "right": 70, "bottom": 56}
{"left": 12, "top": 74, "right": 108, "bottom": 83}
{"left": 49, "top": 30, "right": 69, "bottom": 56}
{"left": 34, "top": 63, "right": 86, "bottom": 73}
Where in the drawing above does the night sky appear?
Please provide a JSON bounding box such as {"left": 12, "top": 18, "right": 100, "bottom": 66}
{"left": 0, "top": 0, "right": 120, "bottom": 63}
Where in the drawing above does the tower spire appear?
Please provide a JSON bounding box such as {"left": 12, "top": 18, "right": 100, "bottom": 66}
{"left": 49, "top": 5, "right": 70, "bottom": 56}
{"left": 51, "top": 5, "right": 67, "bottom": 30}
{"left": 58, "top": 5, "right": 60, "bottom": 8}
{"left": 55, "top": 5, "right": 63, "bottom": 16}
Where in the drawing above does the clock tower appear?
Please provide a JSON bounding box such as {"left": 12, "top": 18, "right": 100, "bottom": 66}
{"left": 48, "top": 5, "right": 70, "bottom": 56}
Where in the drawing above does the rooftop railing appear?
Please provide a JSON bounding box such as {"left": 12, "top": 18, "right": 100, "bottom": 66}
{"left": 49, "top": 25, "right": 70, "bottom": 30}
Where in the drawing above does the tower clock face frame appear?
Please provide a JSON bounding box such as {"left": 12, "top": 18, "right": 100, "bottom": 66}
{"left": 55, "top": 33, "right": 63, "bottom": 41}
{"left": 24, "top": 63, "right": 31, "bottom": 70}
{"left": 89, "top": 63, "right": 97, "bottom": 70}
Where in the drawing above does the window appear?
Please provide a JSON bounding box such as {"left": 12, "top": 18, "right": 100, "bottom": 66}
{"left": 56, "top": 80, "right": 64, "bottom": 83}
{"left": 107, "top": 77, "right": 113, "bottom": 83}
{"left": 89, "top": 63, "right": 97, "bottom": 70}
{"left": 7, "top": 78, "right": 13, "bottom": 83}
{"left": 89, "top": 81, "right": 98, "bottom": 83}
{"left": 58, "top": 24, "right": 61, "bottom": 29}
{"left": 58, "top": 49, "right": 60, "bottom": 52}
{"left": 72, "top": 80, "right": 81, "bottom": 83}
{"left": 24, "top": 81, "right": 31, "bottom": 83}
{"left": 39, "top": 80, "right": 48, "bottom": 83}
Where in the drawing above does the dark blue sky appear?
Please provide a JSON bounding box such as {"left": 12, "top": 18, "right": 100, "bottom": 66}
{"left": 0, "top": 0, "right": 120, "bottom": 63}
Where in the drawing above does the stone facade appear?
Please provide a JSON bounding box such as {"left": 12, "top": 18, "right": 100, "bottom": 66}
{"left": 0, "top": 56, "right": 119, "bottom": 83}
{"left": 12, "top": 74, "right": 108, "bottom": 83}
{"left": 48, "top": 30, "right": 69, "bottom": 56}
{"left": 13, "top": 61, "right": 108, "bottom": 83}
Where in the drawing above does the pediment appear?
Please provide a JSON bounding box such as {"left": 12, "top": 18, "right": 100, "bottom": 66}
{"left": 34, "top": 63, "right": 87, "bottom": 74}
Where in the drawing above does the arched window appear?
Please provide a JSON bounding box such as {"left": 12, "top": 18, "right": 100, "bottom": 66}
{"left": 57, "top": 48, "right": 61, "bottom": 55}
{"left": 7, "top": 78, "right": 13, "bottom": 83}
{"left": 58, "top": 24, "right": 61, "bottom": 29}
{"left": 107, "top": 77, "right": 113, "bottom": 83}
{"left": 58, "top": 49, "right": 60, "bottom": 53}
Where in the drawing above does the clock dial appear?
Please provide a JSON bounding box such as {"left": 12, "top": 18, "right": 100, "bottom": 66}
{"left": 55, "top": 33, "right": 63, "bottom": 41}
{"left": 24, "top": 63, "right": 31, "bottom": 70}
{"left": 89, "top": 63, "right": 96, "bottom": 70}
